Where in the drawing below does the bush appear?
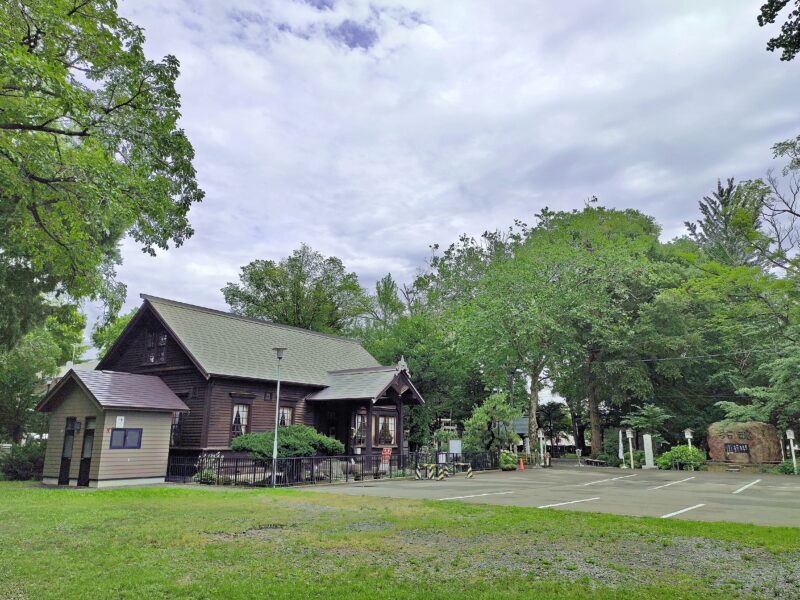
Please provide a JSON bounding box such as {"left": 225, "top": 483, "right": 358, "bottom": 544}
{"left": 0, "top": 440, "right": 46, "bottom": 481}
{"left": 194, "top": 468, "right": 217, "bottom": 485}
{"left": 596, "top": 452, "right": 622, "bottom": 468}
{"left": 771, "top": 459, "right": 798, "bottom": 475}
{"left": 656, "top": 445, "right": 706, "bottom": 470}
{"left": 231, "top": 425, "right": 345, "bottom": 459}
{"left": 623, "top": 450, "right": 646, "bottom": 469}
{"left": 499, "top": 449, "right": 518, "bottom": 471}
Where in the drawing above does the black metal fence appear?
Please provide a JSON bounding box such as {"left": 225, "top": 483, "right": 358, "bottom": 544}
{"left": 166, "top": 451, "right": 499, "bottom": 487}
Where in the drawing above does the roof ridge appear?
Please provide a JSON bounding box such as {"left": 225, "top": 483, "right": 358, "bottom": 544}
{"left": 329, "top": 365, "right": 397, "bottom": 375}
{"left": 141, "top": 294, "right": 366, "bottom": 345}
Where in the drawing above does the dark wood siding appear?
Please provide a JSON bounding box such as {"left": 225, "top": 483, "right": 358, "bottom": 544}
{"left": 100, "top": 307, "right": 207, "bottom": 448}
{"left": 206, "top": 377, "right": 318, "bottom": 448}
{"left": 101, "top": 309, "right": 197, "bottom": 374}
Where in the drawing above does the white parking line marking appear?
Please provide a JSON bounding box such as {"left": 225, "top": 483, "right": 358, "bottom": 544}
{"left": 437, "top": 491, "right": 515, "bottom": 501}
{"left": 581, "top": 474, "right": 637, "bottom": 486}
{"left": 660, "top": 504, "right": 706, "bottom": 519}
{"left": 538, "top": 497, "right": 600, "bottom": 509}
{"left": 732, "top": 479, "right": 761, "bottom": 495}
{"left": 649, "top": 476, "right": 695, "bottom": 490}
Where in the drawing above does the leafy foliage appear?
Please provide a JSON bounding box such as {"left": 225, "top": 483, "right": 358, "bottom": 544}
{"left": 222, "top": 244, "right": 368, "bottom": 334}
{"left": 771, "top": 458, "right": 798, "bottom": 474}
{"left": 656, "top": 445, "right": 707, "bottom": 471}
{"left": 91, "top": 308, "right": 136, "bottom": 358}
{"left": 0, "top": 328, "right": 60, "bottom": 442}
{"left": 0, "top": 440, "right": 46, "bottom": 480}
{"left": 622, "top": 404, "right": 672, "bottom": 436}
{"left": 0, "top": 0, "right": 203, "bottom": 348}
{"left": 758, "top": 0, "right": 800, "bottom": 61}
{"left": 499, "top": 449, "right": 518, "bottom": 471}
{"left": 231, "top": 425, "right": 345, "bottom": 459}
{"left": 462, "top": 393, "right": 521, "bottom": 453}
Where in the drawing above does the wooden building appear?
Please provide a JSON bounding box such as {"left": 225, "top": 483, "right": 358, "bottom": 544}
{"left": 37, "top": 369, "right": 189, "bottom": 487}
{"left": 88, "top": 295, "right": 424, "bottom": 457}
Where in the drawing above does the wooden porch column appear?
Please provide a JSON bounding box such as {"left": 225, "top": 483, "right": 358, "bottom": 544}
{"left": 365, "top": 400, "right": 373, "bottom": 456}
{"left": 396, "top": 395, "right": 404, "bottom": 467}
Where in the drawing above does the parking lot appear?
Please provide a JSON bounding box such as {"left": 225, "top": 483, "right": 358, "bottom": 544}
{"left": 308, "top": 465, "right": 800, "bottom": 527}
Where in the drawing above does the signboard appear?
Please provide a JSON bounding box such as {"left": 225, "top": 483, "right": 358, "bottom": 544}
{"left": 448, "top": 439, "right": 462, "bottom": 455}
{"left": 380, "top": 447, "right": 391, "bottom": 465}
{"left": 724, "top": 443, "right": 749, "bottom": 454}
{"left": 115, "top": 416, "right": 125, "bottom": 428}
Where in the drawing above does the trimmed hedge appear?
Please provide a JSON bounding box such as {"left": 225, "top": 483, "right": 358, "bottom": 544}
{"left": 231, "top": 425, "right": 345, "bottom": 459}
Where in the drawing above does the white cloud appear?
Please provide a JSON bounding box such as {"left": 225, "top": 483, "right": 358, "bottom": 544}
{"left": 84, "top": 0, "right": 800, "bottom": 330}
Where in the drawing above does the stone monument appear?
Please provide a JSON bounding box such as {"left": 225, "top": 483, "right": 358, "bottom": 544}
{"left": 642, "top": 434, "right": 657, "bottom": 469}
{"left": 707, "top": 421, "right": 781, "bottom": 463}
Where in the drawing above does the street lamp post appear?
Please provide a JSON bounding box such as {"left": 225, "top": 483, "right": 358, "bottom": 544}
{"left": 625, "top": 428, "right": 635, "bottom": 470}
{"left": 787, "top": 429, "right": 798, "bottom": 476}
{"left": 271, "top": 347, "right": 286, "bottom": 488}
{"left": 684, "top": 428, "right": 693, "bottom": 449}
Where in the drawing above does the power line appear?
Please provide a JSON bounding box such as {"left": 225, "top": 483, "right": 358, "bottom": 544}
{"left": 621, "top": 348, "right": 776, "bottom": 363}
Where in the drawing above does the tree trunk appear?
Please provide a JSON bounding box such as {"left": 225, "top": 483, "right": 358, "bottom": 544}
{"left": 10, "top": 423, "right": 22, "bottom": 444}
{"left": 527, "top": 367, "right": 540, "bottom": 445}
{"left": 576, "top": 423, "right": 587, "bottom": 452}
{"left": 587, "top": 384, "right": 601, "bottom": 458}
{"left": 587, "top": 351, "right": 601, "bottom": 458}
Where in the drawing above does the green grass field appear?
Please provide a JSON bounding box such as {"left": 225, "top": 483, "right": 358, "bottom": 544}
{"left": 1, "top": 482, "right": 798, "bottom": 599}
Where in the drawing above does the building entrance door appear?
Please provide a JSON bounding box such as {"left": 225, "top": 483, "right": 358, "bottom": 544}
{"left": 58, "top": 417, "right": 77, "bottom": 485}
{"left": 77, "top": 417, "right": 96, "bottom": 487}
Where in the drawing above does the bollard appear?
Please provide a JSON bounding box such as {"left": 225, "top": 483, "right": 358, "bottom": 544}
{"left": 466, "top": 465, "right": 473, "bottom": 479}
{"left": 415, "top": 466, "right": 422, "bottom": 480}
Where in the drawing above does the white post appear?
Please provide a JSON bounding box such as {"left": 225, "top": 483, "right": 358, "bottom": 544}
{"left": 684, "top": 428, "right": 693, "bottom": 450}
{"left": 537, "top": 428, "right": 545, "bottom": 467}
{"left": 787, "top": 429, "right": 797, "bottom": 475}
{"left": 625, "top": 428, "right": 635, "bottom": 470}
{"left": 271, "top": 348, "right": 286, "bottom": 488}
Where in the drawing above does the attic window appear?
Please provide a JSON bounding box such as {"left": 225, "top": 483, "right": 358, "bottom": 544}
{"left": 145, "top": 330, "right": 167, "bottom": 364}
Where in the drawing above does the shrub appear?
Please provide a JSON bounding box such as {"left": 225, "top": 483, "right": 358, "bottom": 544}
{"left": 623, "top": 450, "right": 646, "bottom": 469}
{"left": 194, "top": 469, "right": 217, "bottom": 485}
{"left": 656, "top": 445, "right": 706, "bottom": 470}
{"left": 771, "top": 459, "right": 798, "bottom": 475}
{"left": 231, "top": 425, "right": 345, "bottom": 459}
{"left": 596, "top": 452, "right": 622, "bottom": 468}
{"left": 499, "top": 449, "right": 518, "bottom": 471}
{"left": 0, "top": 440, "right": 46, "bottom": 481}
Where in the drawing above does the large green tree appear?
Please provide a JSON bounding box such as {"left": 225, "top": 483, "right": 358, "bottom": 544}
{"left": 91, "top": 307, "right": 136, "bottom": 358}
{"left": 222, "top": 244, "right": 369, "bottom": 335}
{"left": 0, "top": 0, "right": 202, "bottom": 349}
{"left": 758, "top": 0, "right": 800, "bottom": 61}
{"left": 0, "top": 303, "right": 84, "bottom": 442}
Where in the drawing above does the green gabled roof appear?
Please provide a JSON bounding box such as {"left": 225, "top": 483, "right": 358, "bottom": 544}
{"left": 310, "top": 366, "right": 398, "bottom": 401}
{"left": 310, "top": 363, "right": 425, "bottom": 404}
{"left": 142, "top": 295, "right": 381, "bottom": 386}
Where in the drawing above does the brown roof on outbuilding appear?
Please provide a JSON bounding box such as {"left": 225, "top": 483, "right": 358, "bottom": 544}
{"left": 37, "top": 369, "right": 189, "bottom": 413}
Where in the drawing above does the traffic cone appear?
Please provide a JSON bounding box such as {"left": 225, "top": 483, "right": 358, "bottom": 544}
{"left": 519, "top": 457, "right": 525, "bottom": 471}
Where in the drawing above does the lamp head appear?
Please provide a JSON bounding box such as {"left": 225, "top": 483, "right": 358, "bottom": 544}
{"left": 625, "top": 428, "right": 634, "bottom": 439}
{"left": 273, "top": 347, "right": 287, "bottom": 360}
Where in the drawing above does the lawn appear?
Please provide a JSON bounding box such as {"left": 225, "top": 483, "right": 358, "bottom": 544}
{"left": 0, "top": 482, "right": 798, "bottom": 599}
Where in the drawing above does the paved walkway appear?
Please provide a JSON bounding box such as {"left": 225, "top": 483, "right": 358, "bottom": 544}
{"left": 307, "top": 465, "right": 800, "bottom": 527}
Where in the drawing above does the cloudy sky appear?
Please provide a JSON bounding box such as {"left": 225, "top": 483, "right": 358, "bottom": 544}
{"left": 93, "top": 0, "right": 799, "bottom": 331}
